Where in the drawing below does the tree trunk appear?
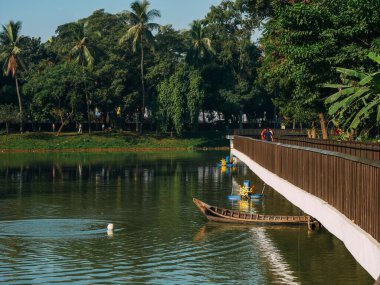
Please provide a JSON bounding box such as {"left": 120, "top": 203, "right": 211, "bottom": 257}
{"left": 318, "top": 112, "right": 328, "bottom": 140}
{"left": 292, "top": 119, "right": 296, "bottom": 130}
{"left": 5, "top": 122, "right": 9, "bottom": 134}
{"left": 82, "top": 64, "right": 91, "bottom": 135}
{"left": 135, "top": 112, "right": 139, "bottom": 132}
{"left": 308, "top": 121, "right": 317, "bottom": 139}
{"left": 15, "top": 75, "right": 23, "bottom": 133}
{"left": 56, "top": 109, "right": 74, "bottom": 136}
{"left": 86, "top": 97, "right": 91, "bottom": 134}
{"left": 140, "top": 34, "right": 145, "bottom": 134}
{"left": 56, "top": 124, "right": 65, "bottom": 137}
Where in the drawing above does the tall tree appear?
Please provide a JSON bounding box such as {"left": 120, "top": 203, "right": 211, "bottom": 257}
{"left": 204, "top": 1, "right": 263, "bottom": 126}
{"left": 0, "top": 21, "right": 25, "bottom": 133}
{"left": 186, "top": 20, "right": 214, "bottom": 123}
{"left": 187, "top": 20, "right": 214, "bottom": 67}
{"left": 158, "top": 64, "right": 204, "bottom": 135}
{"left": 119, "top": 0, "right": 160, "bottom": 132}
{"left": 24, "top": 62, "right": 84, "bottom": 136}
{"left": 68, "top": 21, "right": 99, "bottom": 134}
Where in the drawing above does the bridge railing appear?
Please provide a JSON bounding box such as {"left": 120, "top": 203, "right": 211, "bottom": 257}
{"left": 234, "top": 135, "right": 380, "bottom": 243}
{"left": 232, "top": 128, "right": 380, "bottom": 161}
{"left": 275, "top": 137, "right": 380, "bottom": 161}
{"left": 233, "top": 128, "right": 306, "bottom": 137}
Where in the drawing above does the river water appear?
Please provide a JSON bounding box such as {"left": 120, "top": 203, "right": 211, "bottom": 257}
{"left": 0, "top": 151, "right": 373, "bottom": 284}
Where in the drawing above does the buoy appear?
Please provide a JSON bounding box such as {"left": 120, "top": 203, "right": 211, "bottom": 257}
{"left": 107, "top": 223, "right": 114, "bottom": 231}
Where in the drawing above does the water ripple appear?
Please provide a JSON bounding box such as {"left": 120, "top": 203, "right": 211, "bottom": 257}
{"left": 0, "top": 219, "right": 111, "bottom": 238}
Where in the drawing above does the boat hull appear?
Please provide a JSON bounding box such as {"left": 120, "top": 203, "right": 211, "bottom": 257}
{"left": 193, "top": 198, "right": 311, "bottom": 225}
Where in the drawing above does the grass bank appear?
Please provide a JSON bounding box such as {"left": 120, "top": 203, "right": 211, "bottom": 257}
{"left": 0, "top": 131, "right": 229, "bottom": 152}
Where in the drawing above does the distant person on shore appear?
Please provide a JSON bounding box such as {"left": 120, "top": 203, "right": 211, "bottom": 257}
{"left": 52, "top": 123, "right": 55, "bottom": 133}
{"left": 264, "top": 128, "right": 273, "bottom": 142}
{"left": 78, "top": 123, "right": 82, "bottom": 134}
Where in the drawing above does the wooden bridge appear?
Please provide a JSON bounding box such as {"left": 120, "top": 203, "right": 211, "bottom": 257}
{"left": 230, "top": 134, "right": 380, "bottom": 280}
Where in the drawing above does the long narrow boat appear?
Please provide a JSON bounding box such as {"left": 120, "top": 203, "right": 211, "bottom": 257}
{"left": 193, "top": 198, "right": 315, "bottom": 227}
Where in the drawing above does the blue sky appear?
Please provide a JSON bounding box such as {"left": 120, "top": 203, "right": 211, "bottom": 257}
{"left": 0, "top": 0, "right": 221, "bottom": 42}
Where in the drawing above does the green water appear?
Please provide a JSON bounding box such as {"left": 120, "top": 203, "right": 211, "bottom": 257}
{"left": 0, "top": 152, "right": 373, "bottom": 284}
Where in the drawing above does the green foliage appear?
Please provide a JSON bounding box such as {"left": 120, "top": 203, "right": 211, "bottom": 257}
{"left": 1, "top": 3, "right": 266, "bottom": 134}
{"left": 203, "top": 0, "right": 266, "bottom": 121}
{"left": 258, "top": 0, "right": 380, "bottom": 127}
{"left": 158, "top": 64, "right": 204, "bottom": 135}
{"left": 4, "top": 0, "right": 380, "bottom": 139}
{"left": 0, "top": 132, "right": 228, "bottom": 150}
{"left": 0, "top": 104, "right": 19, "bottom": 132}
{"left": 324, "top": 53, "right": 380, "bottom": 131}
{"left": 23, "top": 62, "right": 84, "bottom": 123}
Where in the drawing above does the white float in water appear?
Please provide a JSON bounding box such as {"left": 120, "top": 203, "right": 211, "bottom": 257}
{"left": 107, "top": 223, "right": 114, "bottom": 231}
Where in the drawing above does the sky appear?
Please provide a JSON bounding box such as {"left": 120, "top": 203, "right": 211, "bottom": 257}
{"left": 0, "top": 0, "right": 222, "bottom": 42}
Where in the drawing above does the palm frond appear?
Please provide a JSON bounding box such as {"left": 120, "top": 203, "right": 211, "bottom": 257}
{"left": 70, "top": 45, "right": 79, "bottom": 56}
{"left": 325, "top": 87, "right": 360, "bottom": 104}
{"left": 349, "top": 98, "right": 380, "bottom": 129}
{"left": 368, "top": 52, "right": 380, "bottom": 65}
{"left": 147, "top": 9, "right": 161, "bottom": 21}
{"left": 146, "top": 23, "right": 160, "bottom": 31}
{"left": 336, "top": 67, "right": 367, "bottom": 80}
{"left": 126, "top": 11, "right": 140, "bottom": 25}
{"left": 83, "top": 46, "right": 94, "bottom": 67}
{"left": 6, "top": 23, "right": 14, "bottom": 42}
{"left": 322, "top": 83, "right": 350, "bottom": 89}
{"left": 358, "top": 74, "right": 374, "bottom": 86}
{"left": 327, "top": 89, "right": 370, "bottom": 116}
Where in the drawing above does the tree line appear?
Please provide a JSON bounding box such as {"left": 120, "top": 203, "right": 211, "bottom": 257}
{"left": 1, "top": 0, "right": 379, "bottom": 139}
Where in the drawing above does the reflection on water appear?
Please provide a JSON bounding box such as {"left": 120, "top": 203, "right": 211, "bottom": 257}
{"left": 0, "top": 152, "right": 373, "bottom": 284}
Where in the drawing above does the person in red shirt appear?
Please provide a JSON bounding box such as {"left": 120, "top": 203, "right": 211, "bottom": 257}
{"left": 261, "top": 129, "right": 266, "bottom": 140}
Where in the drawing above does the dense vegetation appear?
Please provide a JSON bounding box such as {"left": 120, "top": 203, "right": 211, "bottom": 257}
{"left": 1, "top": 0, "right": 379, "bottom": 140}
{"left": 0, "top": 131, "right": 229, "bottom": 151}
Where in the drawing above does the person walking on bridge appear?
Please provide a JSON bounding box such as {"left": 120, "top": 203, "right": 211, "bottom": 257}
{"left": 264, "top": 128, "right": 273, "bottom": 142}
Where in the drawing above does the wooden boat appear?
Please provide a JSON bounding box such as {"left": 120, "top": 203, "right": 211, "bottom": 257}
{"left": 193, "top": 198, "right": 314, "bottom": 226}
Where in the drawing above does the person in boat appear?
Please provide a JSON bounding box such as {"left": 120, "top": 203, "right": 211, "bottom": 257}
{"left": 239, "top": 183, "right": 255, "bottom": 200}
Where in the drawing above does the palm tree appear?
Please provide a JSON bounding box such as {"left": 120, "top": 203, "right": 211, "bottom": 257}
{"left": 0, "top": 21, "right": 25, "bottom": 133}
{"left": 120, "top": 0, "right": 161, "bottom": 132}
{"left": 324, "top": 52, "right": 380, "bottom": 132}
{"left": 69, "top": 21, "right": 99, "bottom": 134}
{"left": 187, "top": 20, "right": 214, "bottom": 67}
{"left": 187, "top": 20, "right": 214, "bottom": 123}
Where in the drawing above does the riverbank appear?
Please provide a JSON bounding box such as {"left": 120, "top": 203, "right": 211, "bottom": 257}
{"left": 0, "top": 131, "right": 229, "bottom": 152}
